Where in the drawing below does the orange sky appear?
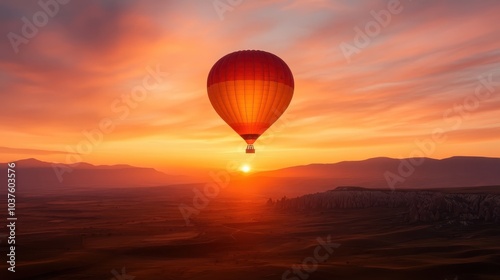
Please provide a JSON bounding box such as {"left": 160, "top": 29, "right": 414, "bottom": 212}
{"left": 1, "top": 0, "right": 500, "bottom": 174}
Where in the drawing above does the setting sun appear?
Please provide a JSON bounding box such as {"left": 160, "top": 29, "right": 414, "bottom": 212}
{"left": 241, "top": 165, "right": 251, "bottom": 173}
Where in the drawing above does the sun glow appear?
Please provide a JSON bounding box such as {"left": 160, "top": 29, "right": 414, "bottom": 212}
{"left": 241, "top": 164, "right": 251, "bottom": 173}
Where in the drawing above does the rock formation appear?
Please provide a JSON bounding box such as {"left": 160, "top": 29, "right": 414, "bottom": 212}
{"left": 272, "top": 187, "right": 500, "bottom": 223}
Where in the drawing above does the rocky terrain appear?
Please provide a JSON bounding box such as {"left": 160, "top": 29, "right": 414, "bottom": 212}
{"left": 270, "top": 186, "right": 500, "bottom": 223}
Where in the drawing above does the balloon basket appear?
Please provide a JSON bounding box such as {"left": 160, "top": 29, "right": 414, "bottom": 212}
{"left": 246, "top": 145, "right": 255, "bottom": 154}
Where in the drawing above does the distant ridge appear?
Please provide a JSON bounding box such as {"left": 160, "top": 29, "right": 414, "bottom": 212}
{"left": 253, "top": 156, "right": 500, "bottom": 190}
{"left": 0, "top": 158, "right": 195, "bottom": 191}
{"left": 14, "top": 158, "right": 140, "bottom": 170}
{"left": 2, "top": 156, "right": 499, "bottom": 194}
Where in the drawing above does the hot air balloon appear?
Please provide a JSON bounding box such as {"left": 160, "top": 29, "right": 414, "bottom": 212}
{"left": 207, "top": 50, "right": 294, "bottom": 153}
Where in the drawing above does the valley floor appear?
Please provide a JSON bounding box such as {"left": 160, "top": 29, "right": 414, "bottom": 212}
{"left": 1, "top": 186, "right": 499, "bottom": 280}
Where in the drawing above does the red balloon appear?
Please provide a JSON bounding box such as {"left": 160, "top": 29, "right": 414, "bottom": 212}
{"left": 207, "top": 50, "right": 294, "bottom": 153}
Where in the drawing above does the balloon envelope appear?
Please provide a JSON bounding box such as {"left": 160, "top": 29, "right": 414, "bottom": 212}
{"left": 207, "top": 50, "right": 294, "bottom": 153}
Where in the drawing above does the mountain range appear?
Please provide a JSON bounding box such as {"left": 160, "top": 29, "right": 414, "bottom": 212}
{"left": 251, "top": 156, "right": 500, "bottom": 191}
{"left": 0, "top": 158, "right": 192, "bottom": 191}
{"left": 1, "top": 156, "right": 499, "bottom": 193}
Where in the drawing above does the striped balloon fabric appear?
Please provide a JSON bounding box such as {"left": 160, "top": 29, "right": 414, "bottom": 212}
{"left": 207, "top": 50, "right": 294, "bottom": 153}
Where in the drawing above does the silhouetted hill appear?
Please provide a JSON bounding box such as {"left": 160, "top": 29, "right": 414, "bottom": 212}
{"left": 0, "top": 158, "right": 193, "bottom": 192}
{"left": 253, "top": 156, "right": 500, "bottom": 190}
